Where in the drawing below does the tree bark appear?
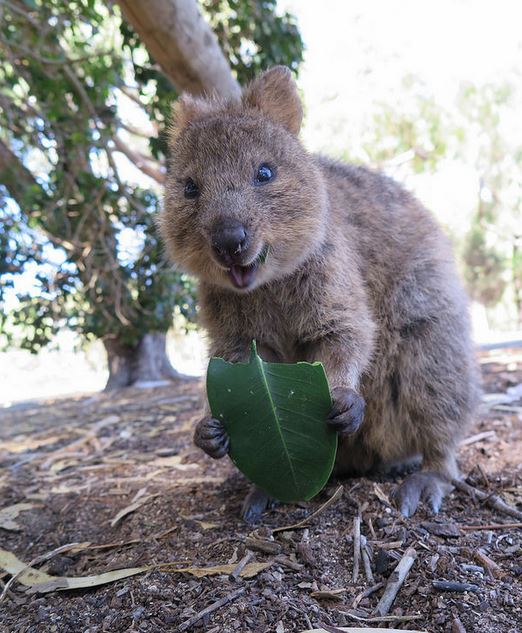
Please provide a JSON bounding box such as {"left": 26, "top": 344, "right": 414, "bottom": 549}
{"left": 116, "top": 0, "right": 241, "bottom": 99}
{"left": 103, "top": 332, "right": 187, "bottom": 390}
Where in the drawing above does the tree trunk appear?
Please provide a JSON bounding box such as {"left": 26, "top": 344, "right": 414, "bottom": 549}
{"left": 103, "top": 332, "right": 186, "bottom": 390}
{"left": 116, "top": 0, "right": 241, "bottom": 99}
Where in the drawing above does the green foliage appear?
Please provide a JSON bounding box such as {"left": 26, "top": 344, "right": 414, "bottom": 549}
{"left": 462, "top": 219, "right": 507, "bottom": 306}
{"left": 356, "top": 75, "right": 521, "bottom": 319}
{"left": 120, "top": 0, "right": 305, "bottom": 162}
{"left": 207, "top": 341, "right": 336, "bottom": 502}
{"left": 0, "top": 0, "right": 303, "bottom": 352}
{"left": 360, "top": 76, "right": 456, "bottom": 172}
{"left": 201, "top": 0, "right": 304, "bottom": 82}
{"left": 457, "top": 82, "right": 521, "bottom": 311}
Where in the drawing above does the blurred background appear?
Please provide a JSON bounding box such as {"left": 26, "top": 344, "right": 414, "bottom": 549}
{"left": 1, "top": 0, "right": 521, "bottom": 405}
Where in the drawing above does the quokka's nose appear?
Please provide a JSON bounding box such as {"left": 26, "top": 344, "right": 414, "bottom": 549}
{"left": 211, "top": 220, "right": 248, "bottom": 261}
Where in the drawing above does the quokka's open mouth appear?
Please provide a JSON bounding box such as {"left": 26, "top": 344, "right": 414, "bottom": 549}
{"left": 227, "top": 245, "right": 269, "bottom": 289}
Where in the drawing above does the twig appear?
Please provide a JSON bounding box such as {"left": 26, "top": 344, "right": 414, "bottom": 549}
{"left": 229, "top": 551, "right": 253, "bottom": 581}
{"left": 272, "top": 485, "right": 343, "bottom": 533}
{"left": 360, "top": 535, "right": 374, "bottom": 584}
{"left": 460, "top": 430, "right": 496, "bottom": 446}
{"left": 112, "top": 135, "right": 165, "bottom": 184}
{"left": 472, "top": 549, "right": 503, "bottom": 578}
{"left": 244, "top": 537, "right": 281, "bottom": 555}
{"left": 352, "top": 515, "right": 361, "bottom": 583}
{"left": 273, "top": 555, "right": 304, "bottom": 572}
{"left": 461, "top": 522, "right": 522, "bottom": 531}
{"left": 178, "top": 587, "right": 245, "bottom": 631}
{"left": 432, "top": 580, "right": 479, "bottom": 592}
{"left": 452, "top": 479, "right": 522, "bottom": 520}
{"left": 351, "top": 581, "right": 384, "bottom": 608}
{"left": 374, "top": 546, "right": 417, "bottom": 616}
{"left": 339, "top": 610, "right": 422, "bottom": 623}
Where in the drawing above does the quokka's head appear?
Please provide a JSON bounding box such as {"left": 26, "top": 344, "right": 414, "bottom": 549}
{"left": 160, "top": 66, "right": 328, "bottom": 292}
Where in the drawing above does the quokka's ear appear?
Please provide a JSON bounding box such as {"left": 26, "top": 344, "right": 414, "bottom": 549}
{"left": 169, "top": 93, "right": 216, "bottom": 144}
{"left": 242, "top": 66, "right": 303, "bottom": 135}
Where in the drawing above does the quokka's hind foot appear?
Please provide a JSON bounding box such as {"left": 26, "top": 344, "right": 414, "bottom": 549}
{"left": 240, "top": 485, "right": 278, "bottom": 524}
{"left": 394, "top": 471, "right": 453, "bottom": 517}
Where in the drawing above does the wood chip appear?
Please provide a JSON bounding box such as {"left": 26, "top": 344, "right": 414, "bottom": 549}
{"left": 421, "top": 522, "right": 462, "bottom": 538}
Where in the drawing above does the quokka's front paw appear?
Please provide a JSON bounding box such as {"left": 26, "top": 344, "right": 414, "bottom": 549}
{"left": 327, "top": 386, "right": 365, "bottom": 435}
{"left": 194, "top": 416, "right": 230, "bottom": 459}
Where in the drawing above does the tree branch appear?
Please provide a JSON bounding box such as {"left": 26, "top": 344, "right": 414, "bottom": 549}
{"left": 116, "top": 0, "right": 241, "bottom": 99}
{"left": 0, "top": 138, "right": 39, "bottom": 200}
{"left": 113, "top": 136, "right": 165, "bottom": 184}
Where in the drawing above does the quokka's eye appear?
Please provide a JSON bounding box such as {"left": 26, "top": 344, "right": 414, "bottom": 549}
{"left": 184, "top": 178, "right": 199, "bottom": 199}
{"left": 254, "top": 163, "right": 275, "bottom": 185}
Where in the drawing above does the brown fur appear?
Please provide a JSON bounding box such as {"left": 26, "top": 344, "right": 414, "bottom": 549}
{"left": 160, "top": 67, "right": 478, "bottom": 510}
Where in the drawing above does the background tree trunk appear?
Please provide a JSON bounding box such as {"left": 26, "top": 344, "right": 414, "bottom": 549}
{"left": 103, "top": 332, "right": 186, "bottom": 390}
{"left": 116, "top": 0, "right": 240, "bottom": 99}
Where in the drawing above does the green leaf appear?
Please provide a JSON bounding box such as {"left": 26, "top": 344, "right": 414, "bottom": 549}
{"left": 206, "top": 341, "right": 336, "bottom": 503}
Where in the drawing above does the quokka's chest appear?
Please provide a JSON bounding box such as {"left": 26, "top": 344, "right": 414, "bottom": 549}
{"left": 232, "top": 287, "right": 324, "bottom": 362}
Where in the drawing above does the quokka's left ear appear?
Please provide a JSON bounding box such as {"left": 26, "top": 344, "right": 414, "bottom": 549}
{"left": 242, "top": 66, "right": 303, "bottom": 135}
{"left": 168, "top": 93, "right": 217, "bottom": 145}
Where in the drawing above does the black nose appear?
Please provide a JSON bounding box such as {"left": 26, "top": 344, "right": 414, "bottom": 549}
{"left": 211, "top": 219, "right": 248, "bottom": 261}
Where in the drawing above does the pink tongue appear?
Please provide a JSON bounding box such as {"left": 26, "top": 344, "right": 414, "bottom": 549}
{"left": 229, "top": 264, "right": 255, "bottom": 288}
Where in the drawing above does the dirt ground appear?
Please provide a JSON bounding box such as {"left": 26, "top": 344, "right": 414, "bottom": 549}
{"left": 0, "top": 350, "right": 521, "bottom": 633}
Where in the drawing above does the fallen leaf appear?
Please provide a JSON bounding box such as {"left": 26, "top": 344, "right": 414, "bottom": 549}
{"left": 0, "top": 503, "right": 35, "bottom": 531}
{"left": 0, "top": 434, "right": 66, "bottom": 454}
{"left": 0, "top": 547, "right": 148, "bottom": 594}
{"left": 160, "top": 562, "right": 270, "bottom": 578}
{"left": 110, "top": 493, "right": 160, "bottom": 527}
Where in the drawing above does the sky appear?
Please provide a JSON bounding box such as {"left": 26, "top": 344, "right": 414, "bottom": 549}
{"left": 281, "top": 0, "right": 522, "bottom": 147}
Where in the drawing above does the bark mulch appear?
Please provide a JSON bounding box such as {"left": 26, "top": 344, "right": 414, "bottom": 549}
{"left": 0, "top": 349, "right": 521, "bottom": 632}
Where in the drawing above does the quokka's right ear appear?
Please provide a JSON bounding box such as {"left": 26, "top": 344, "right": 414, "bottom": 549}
{"left": 169, "top": 94, "right": 216, "bottom": 144}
